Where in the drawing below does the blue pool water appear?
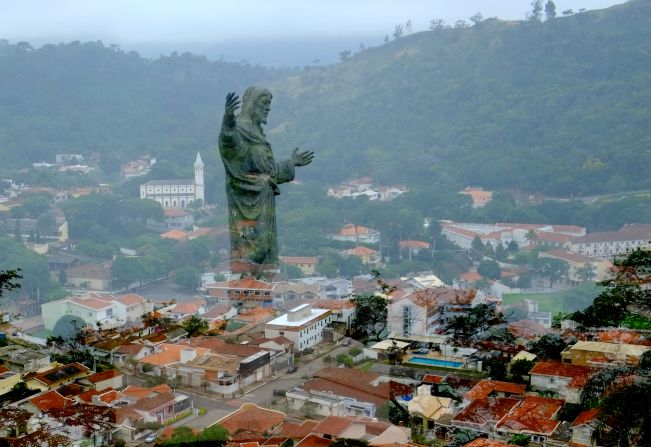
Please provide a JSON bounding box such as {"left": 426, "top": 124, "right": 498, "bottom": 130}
{"left": 409, "top": 357, "right": 463, "bottom": 368}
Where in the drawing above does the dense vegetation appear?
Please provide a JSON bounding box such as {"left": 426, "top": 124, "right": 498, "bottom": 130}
{"left": 1, "top": 0, "right": 651, "bottom": 197}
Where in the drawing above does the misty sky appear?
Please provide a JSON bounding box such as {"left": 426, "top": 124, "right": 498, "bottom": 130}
{"left": 1, "top": 0, "right": 626, "bottom": 65}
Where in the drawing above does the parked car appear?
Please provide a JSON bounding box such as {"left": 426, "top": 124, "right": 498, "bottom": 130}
{"left": 342, "top": 338, "right": 351, "bottom": 346}
{"left": 144, "top": 433, "right": 159, "bottom": 443}
{"left": 286, "top": 365, "right": 298, "bottom": 374}
{"left": 273, "top": 389, "right": 287, "bottom": 397}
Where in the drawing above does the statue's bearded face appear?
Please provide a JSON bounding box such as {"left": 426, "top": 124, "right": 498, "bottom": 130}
{"left": 252, "top": 95, "right": 272, "bottom": 125}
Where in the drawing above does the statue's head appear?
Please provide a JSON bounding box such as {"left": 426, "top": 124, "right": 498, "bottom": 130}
{"left": 241, "top": 87, "right": 272, "bottom": 126}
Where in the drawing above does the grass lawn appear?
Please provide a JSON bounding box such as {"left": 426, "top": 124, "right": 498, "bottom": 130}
{"left": 356, "top": 361, "right": 375, "bottom": 372}
{"left": 502, "top": 292, "right": 565, "bottom": 314}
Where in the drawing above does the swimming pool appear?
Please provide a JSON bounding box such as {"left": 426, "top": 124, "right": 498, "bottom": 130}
{"left": 408, "top": 357, "right": 463, "bottom": 368}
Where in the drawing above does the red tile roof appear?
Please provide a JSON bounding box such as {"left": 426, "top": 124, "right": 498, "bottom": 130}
{"left": 496, "top": 396, "right": 563, "bottom": 436}
{"left": 313, "top": 367, "right": 379, "bottom": 384}
{"left": 279, "top": 256, "right": 319, "bottom": 265}
{"left": 30, "top": 390, "right": 74, "bottom": 411}
{"left": 399, "top": 240, "right": 431, "bottom": 249}
{"left": 529, "top": 361, "right": 593, "bottom": 388}
{"left": 295, "top": 434, "right": 334, "bottom": 447}
{"left": 464, "top": 440, "right": 519, "bottom": 447}
{"left": 32, "top": 362, "right": 90, "bottom": 386}
{"left": 465, "top": 380, "right": 527, "bottom": 400}
{"left": 87, "top": 369, "right": 122, "bottom": 383}
{"left": 69, "top": 296, "right": 114, "bottom": 310}
{"left": 571, "top": 408, "right": 600, "bottom": 427}
{"left": 452, "top": 397, "right": 520, "bottom": 427}
{"left": 217, "top": 404, "right": 286, "bottom": 435}
{"left": 302, "top": 377, "right": 389, "bottom": 408}
{"left": 122, "top": 384, "right": 173, "bottom": 401}
{"left": 161, "top": 229, "right": 188, "bottom": 240}
{"left": 543, "top": 249, "right": 599, "bottom": 264}
{"left": 422, "top": 374, "right": 446, "bottom": 385}
{"left": 275, "top": 420, "right": 319, "bottom": 439}
{"left": 312, "top": 416, "right": 354, "bottom": 436}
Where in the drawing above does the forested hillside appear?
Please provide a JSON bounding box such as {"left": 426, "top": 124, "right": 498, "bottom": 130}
{"left": 1, "top": 0, "right": 651, "bottom": 196}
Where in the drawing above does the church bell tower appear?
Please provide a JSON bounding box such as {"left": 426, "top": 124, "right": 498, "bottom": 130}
{"left": 194, "top": 152, "right": 205, "bottom": 205}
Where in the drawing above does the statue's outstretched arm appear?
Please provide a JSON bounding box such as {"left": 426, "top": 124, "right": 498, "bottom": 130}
{"left": 291, "top": 148, "right": 315, "bottom": 167}
{"left": 222, "top": 92, "right": 240, "bottom": 131}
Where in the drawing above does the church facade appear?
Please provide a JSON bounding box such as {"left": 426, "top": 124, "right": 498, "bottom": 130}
{"left": 140, "top": 153, "right": 205, "bottom": 208}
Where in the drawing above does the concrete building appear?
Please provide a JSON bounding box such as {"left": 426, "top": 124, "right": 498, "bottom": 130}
{"left": 561, "top": 341, "right": 651, "bottom": 367}
{"left": 265, "top": 304, "right": 332, "bottom": 351}
{"left": 568, "top": 223, "right": 651, "bottom": 258}
{"left": 140, "top": 152, "right": 204, "bottom": 208}
{"left": 0, "top": 346, "right": 50, "bottom": 372}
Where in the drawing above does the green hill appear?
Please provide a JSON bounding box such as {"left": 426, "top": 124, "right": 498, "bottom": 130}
{"left": 1, "top": 0, "right": 651, "bottom": 196}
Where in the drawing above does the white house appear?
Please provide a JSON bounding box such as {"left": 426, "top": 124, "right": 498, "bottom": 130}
{"left": 568, "top": 223, "right": 651, "bottom": 258}
{"left": 265, "top": 304, "right": 332, "bottom": 351}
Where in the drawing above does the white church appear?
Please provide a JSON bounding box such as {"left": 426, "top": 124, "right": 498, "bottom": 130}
{"left": 140, "top": 152, "right": 205, "bottom": 208}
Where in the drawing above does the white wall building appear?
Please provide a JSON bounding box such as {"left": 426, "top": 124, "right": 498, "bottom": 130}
{"left": 140, "top": 152, "right": 204, "bottom": 208}
{"left": 42, "top": 293, "right": 151, "bottom": 331}
{"left": 568, "top": 223, "right": 651, "bottom": 258}
{"left": 265, "top": 304, "right": 332, "bottom": 351}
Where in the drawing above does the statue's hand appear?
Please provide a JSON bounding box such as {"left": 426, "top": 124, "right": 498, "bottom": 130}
{"left": 223, "top": 92, "right": 240, "bottom": 128}
{"left": 291, "top": 148, "right": 315, "bottom": 167}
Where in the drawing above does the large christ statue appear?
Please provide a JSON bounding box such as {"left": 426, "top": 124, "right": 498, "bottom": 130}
{"left": 219, "top": 87, "right": 314, "bottom": 273}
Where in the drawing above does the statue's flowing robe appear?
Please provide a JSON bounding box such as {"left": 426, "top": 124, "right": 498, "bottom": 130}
{"left": 219, "top": 120, "right": 294, "bottom": 267}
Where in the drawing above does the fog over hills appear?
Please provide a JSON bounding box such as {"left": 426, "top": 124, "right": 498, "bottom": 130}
{"left": 0, "top": 0, "right": 650, "bottom": 197}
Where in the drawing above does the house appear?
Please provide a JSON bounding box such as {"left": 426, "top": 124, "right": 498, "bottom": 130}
{"left": 451, "top": 397, "right": 520, "bottom": 435}
{"left": 388, "top": 287, "right": 477, "bottom": 340}
{"left": 311, "top": 416, "right": 411, "bottom": 444}
{"left": 299, "top": 277, "right": 352, "bottom": 299}
{"left": 0, "top": 370, "right": 21, "bottom": 396}
{"left": 207, "top": 278, "right": 275, "bottom": 307}
{"left": 286, "top": 367, "right": 389, "bottom": 418}
{"left": 42, "top": 292, "right": 152, "bottom": 331}
{"left": 568, "top": 224, "right": 651, "bottom": 258}
{"left": 0, "top": 345, "right": 50, "bottom": 372}
{"left": 168, "top": 299, "right": 207, "bottom": 320}
{"left": 561, "top": 341, "right": 651, "bottom": 367}
{"left": 138, "top": 343, "right": 210, "bottom": 376}
{"left": 265, "top": 304, "right": 332, "bottom": 351}
{"left": 273, "top": 282, "right": 323, "bottom": 306}
{"left": 464, "top": 380, "right": 527, "bottom": 401}
{"left": 309, "top": 299, "right": 356, "bottom": 332}
{"left": 341, "top": 246, "right": 381, "bottom": 265}
{"left": 201, "top": 303, "right": 238, "bottom": 327}
{"left": 213, "top": 403, "right": 286, "bottom": 437}
{"left": 26, "top": 362, "right": 91, "bottom": 391}
{"left": 494, "top": 396, "right": 564, "bottom": 443}
{"left": 280, "top": 256, "right": 319, "bottom": 275}
{"left": 539, "top": 249, "right": 612, "bottom": 283}
{"left": 331, "top": 224, "right": 381, "bottom": 244}
{"left": 121, "top": 155, "right": 156, "bottom": 179}
{"left": 529, "top": 361, "right": 593, "bottom": 403}
{"left": 460, "top": 187, "right": 493, "bottom": 208}
{"left": 161, "top": 229, "right": 188, "bottom": 241}
{"left": 121, "top": 383, "right": 191, "bottom": 424}
{"left": 407, "top": 384, "right": 456, "bottom": 430}
{"left": 113, "top": 344, "right": 155, "bottom": 366}
{"left": 64, "top": 261, "right": 113, "bottom": 290}
{"left": 82, "top": 369, "right": 124, "bottom": 392}
{"left": 399, "top": 240, "right": 432, "bottom": 257}
{"left": 570, "top": 408, "right": 605, "bottom": 447}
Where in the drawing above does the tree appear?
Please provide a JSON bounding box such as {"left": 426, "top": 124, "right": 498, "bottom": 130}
{"left": 405, "top": 20, "right": 413, "bottom": 34}
{"left": 534, "top": 257, "right": 569, "bottom": 287}
{"left": 469, "top": 12, "right": 483, "bottom": 25}
{"left": 350, "top": 293, "right": 387, "bottom": 341}
{"left": 447, "top": 302, "right": 505, "bottom": 345}
{"left": 525, "top": 230, "right": 539, "bottom": 247}
{"left": 510, "top": 359, "right": 535, "bottom": 383}
{"left": 529, "top": 0, "right": 543, "bottom": 21}
{"left": 528, "top": 333, "right": 567, "bottom": 359}
{"left": 392, "top": 24, "right": 404, "bottom": 39}
{"left": 545, "top": 1, "right": 557, "bottom": 20}
{"left": 174, "top": 266, "right": 201, "bottom": 292}
{"left": 339, "top": 50, "right": 351, "bottom": 62}
{"left": 576, "top": 263, "right": 597, "bottom": 283}
{"left": 0, "top": 269, "right": 21, "bottom": 296}
{"left": 184, "top": 314, "right": 208, "bottom": 336}
{"left": 111, "top": 256, "right": 144, "bottom": 289}
{"left": 478, "top": 259, "right": 501, "bottom": 280}
{"left": 429, "top": 19, "right": 445, "bottom": 31}
{"left": 572, "top": 249, "right": 651, "bottom": 328}
{"left": 470, "top": 236, "right": 484, "bottom": 261}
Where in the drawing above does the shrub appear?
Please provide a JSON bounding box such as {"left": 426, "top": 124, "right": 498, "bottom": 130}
{"left": 349, "top": 346, "right": 362, "bottom": 356}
